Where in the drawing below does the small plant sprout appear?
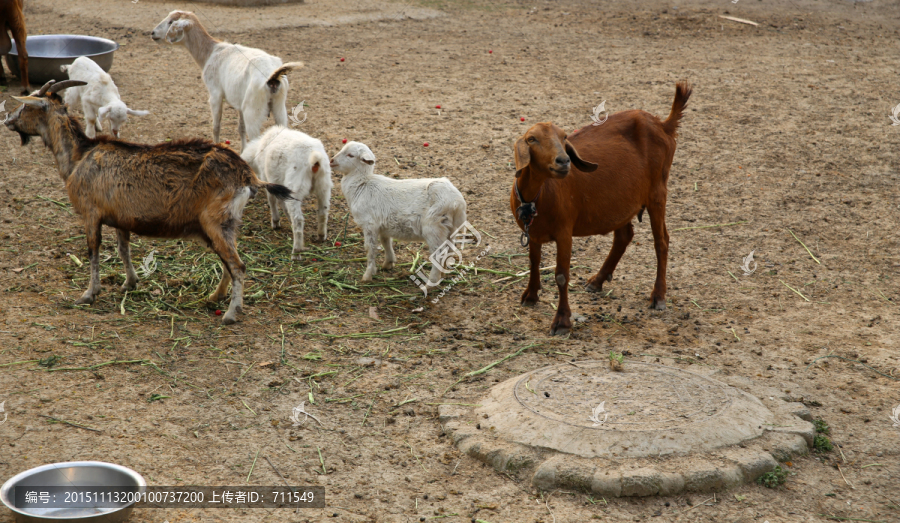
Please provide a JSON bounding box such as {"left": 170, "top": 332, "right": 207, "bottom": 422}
{"left": 588, "top": 401, "right": 608, "bottom": 426}
{"left": 813, "top": 418, "right": 830, "bottom": 434}
{"left": 756, "top": 466, "right": 788, "bottom": 488}
{"left": 740, "top": 250, "right": 757, "bottom": 276}
{"left": 890, "top": 404, "right": 900, "bottom": 428}
{"left": 890, "top": 103, "right": 900, "bottom": 126}
{"left": 290, "top": 401, "right": 323, "bottom": 427}
{"left": 813, "top": 434, "right": 833, "bottom": 453}
{"left": 139, "top": 250, "right": 158, "bottom": 277}
{"left": 608, "top": 351, "right": 624, "bottom": 372}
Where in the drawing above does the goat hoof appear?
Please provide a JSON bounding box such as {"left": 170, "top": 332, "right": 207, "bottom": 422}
{"left": 651, "top": 298, "right": 667, "bottom": 311}
{"left": 271, "top": 222, "right": 281, "bottom": 230}
{"left": 221, "top": 315, "right": 237, "bottom": 326}
{"left": 382, "top": 262, "right": 394, "bottom": 270}
{"left": 550, "top": 324, "right": 571, "bottom": 336}
{"left": 74, "top": 296, "right": 95, "bottom": 305}
{"left": 208, "top": 293, "right": 225, "bottom": 303}
{"left": 291, "top": 253, "right": 302, "bottom": 262}
{"left": 606, "top": 274, "right": 613, "bottom": 282}
{"left": 121, "top": 282, "right": 137, "bottom": 292}
{"left": 585, "top": 280, "right": 603, "bottom": 292}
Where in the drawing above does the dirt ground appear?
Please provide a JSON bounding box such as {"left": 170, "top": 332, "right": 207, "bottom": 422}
{"left": 1, "top": 0, "right": 899, "bottom": 521}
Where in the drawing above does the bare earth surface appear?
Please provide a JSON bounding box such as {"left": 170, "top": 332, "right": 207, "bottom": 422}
{"left": 1, "top": 0, "right": 899, "bottom": 522}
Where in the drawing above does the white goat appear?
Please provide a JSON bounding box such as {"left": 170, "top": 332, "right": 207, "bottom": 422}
{"left": 151, "top": 11, "right": 303, "bottom": 152}
{"left": 241, "top": 126, "right": 332, "bottom": 260}
{"left": 59, "top": 57, "right": 149, "bottom": 138}
{"left": 330, "top": 141, "right": 467, "bottom": 284}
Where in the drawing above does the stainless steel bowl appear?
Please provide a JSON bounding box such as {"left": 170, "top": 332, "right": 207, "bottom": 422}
{"left": 5, "top": 35, "right": 119, "bottom": 86}
{"left": 0, "top": 462, "right": 145, "bottom": 523}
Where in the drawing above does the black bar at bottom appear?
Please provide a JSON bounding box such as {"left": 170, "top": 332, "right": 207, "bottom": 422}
{"left": 14, "top": 486, "right": 324, "bottom": 508}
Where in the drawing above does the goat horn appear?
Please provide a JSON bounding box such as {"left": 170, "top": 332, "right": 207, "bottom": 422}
{"left": 47, "top": 80, "right": 88, "bottom": 94}
{"left": 36, "top": 80, "right": 56, "bottom": 96}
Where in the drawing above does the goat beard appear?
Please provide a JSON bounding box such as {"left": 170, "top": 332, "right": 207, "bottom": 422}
{"left": 17, "top": 132, "right": 31, "bottom": 146}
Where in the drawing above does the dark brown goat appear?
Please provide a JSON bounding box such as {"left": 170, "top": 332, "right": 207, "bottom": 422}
{"left": 6, "top": 80, "right": 293, "bottom": 325}
{"left": 510, "top": 82, "right": 692, "bottom": 335}
{"left": 0, "top": 0, "right": 29, "bottom": 94}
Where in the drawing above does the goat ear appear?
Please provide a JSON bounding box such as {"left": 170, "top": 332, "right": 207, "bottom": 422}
{"left": 513, "top": 137, "right": 530, "bottom": 178}
{"left": 360, "top": 150, "right": 376, "bottom": 166}
{"left": 166, "top": 19, "right": 191, "bottom": 43}
{"left": 98, "top": 106, "right": 110, "bottom": 120}
{"left": 12, "top": 96, "right": 47, "bottom": 108}
{"left": 126, "top": 108, "right": 150, "bottom": 117}
{"left": 565, "top": 140, "right": 598, "bottom": 172}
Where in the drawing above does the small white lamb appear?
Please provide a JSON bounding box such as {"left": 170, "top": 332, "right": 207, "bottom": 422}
{"left": 241, "top": 126, "right": 332, "bottom": 260}
{"left": 330, "top": 141, "right": 467, "bottom": 284}
{"left": 60, "top": 57, "right": 149, "bottom": 138}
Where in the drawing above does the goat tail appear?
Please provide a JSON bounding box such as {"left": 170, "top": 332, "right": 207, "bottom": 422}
{"left": 662, "top": 81, "right": 693, "bottom": 138}
{"left": 262, "top": 183, "right": 295, "bottom": 202}
{"left": 309, "top": 150, "right": 328, "bottom": 175}
{"left": 266, "top": 62, "right": 305, "bottom": 94}
{"left": 60, "top": 64, "right": 71, "bottom": 73}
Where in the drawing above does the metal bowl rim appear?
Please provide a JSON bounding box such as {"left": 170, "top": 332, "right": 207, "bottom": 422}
{"left": 0, "top": 461, "right": 146, "bottom": 520}
{"left": 8, "top": 35, "right": 120, "bottom": 58}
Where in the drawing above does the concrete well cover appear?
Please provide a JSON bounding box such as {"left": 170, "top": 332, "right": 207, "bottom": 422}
{"left": 440, "top": 361, "right": 815, "bottom": 497}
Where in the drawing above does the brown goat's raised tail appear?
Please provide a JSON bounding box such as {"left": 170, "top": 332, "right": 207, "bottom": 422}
{"left": 662, "top": 81, "right": 693, "bottom": 138}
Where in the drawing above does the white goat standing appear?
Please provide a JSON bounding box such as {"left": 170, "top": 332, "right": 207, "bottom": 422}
{"left": 59, "top": 57, "right": 149, "bottom": 138}
{"left": 151, "top": 11, "right": 303, "bottom": 152}
{"left": 330, "top": 141, "right": 468, "bottom": 284}
{"left": 241, "top": 126, "right": 332, "bottom": 260}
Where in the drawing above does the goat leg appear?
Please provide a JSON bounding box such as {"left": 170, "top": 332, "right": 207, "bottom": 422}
{"left": 284, "top": 198, "right": 306, "bottom": 261}
{"left": 380, "top": 236, "right": 395, "bottom": 270}
{"left": 266, "top": 189, "right": 281, "bottom": 229}
{"left": 550, "top": 235, "right": 573, "bottom": 336}
{"left": 520, "top": 240, "right": 542, "bottom": 306}
{"left": 209, "top": 267, "right": 231, "bottom": 303}
{"left": 209, "top": 233, "right": 245, "bottom": 325}
{"left": 647, "top": 202, "right": 669, "bottom": 310}
{"left": 586, "top": 223, "right": 634, "bottom": 292}
{"left": 209, "top": 94, "right": 224, "bottom": 144}
{"left": 116, "top": 229, "right": 139, "bottom": 291}
{"left": 75, "top": 221, "right": 103, "bottom": 305}
{"left": 361, "top": 229, "right": 379, "bottom": 282}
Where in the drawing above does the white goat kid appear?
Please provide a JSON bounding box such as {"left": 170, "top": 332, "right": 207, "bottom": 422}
{"left": 330, "top": 141, "right": 468, "bottom": 284}
{"left": 241, "top": 126, "right": 332, "bottom": 260}
{"left": 59, "top": 57, "right": 149, "bottom": 138}
{"left": 151, "top": 11, "right": 303, "bottom": 152}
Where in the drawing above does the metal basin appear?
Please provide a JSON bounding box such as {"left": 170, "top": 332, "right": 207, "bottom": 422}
{"left": 5, "top": 35, "right": 119, "bottom": 85}
{"left": 0, "top": 461, "right": 145, "bottom": 523}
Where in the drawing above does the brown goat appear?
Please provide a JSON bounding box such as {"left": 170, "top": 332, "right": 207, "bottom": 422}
{"left": 510, "top": 82, "right": 692, "bottom": 335}
{"left": 0, "top": 0, "right": 29, "bottom": 94}
{"left": 5, "top": 80, "right": 293, "bottom": 325}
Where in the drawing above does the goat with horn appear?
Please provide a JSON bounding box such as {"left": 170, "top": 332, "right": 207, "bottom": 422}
{"left": 5, "top": 80, "right": 294, "bottom": 325}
